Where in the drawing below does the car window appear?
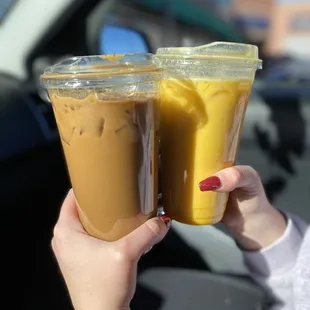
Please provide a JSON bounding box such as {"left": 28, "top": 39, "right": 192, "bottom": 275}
{"left": 0, "top": 0, "right": 16, "bottom": 22}
{"left": 100, "top": 25, "right": 149, "bottom": 54}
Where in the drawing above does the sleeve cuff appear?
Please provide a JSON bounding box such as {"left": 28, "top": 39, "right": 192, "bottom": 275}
{"left": 244, "top": 217, "right": 303, "bottom": 277}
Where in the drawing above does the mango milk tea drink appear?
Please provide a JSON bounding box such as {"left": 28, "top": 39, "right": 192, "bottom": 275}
{"left": 41, "top": 54, "right": 162, "bottom": 241}
{"left": 156, "top": 42, "right": 262, "bottom": 225}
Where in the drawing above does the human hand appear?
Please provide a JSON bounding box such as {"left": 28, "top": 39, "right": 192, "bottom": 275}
{"left": 52, "top": 190, "right": 171, "bottom": 310}
{"left": 199, "top": 166, "right": 287, "bottom": 251}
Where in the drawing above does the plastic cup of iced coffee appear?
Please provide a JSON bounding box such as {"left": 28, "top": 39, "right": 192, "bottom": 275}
{"left": 156, "top": 42, "right": 262, "bottom": 225}
{"left": 41, "top": 54, "right": 162, "bottom": 241}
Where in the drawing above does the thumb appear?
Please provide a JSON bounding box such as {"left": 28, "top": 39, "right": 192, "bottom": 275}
{"left": 118, "top": 215, "right": 171, "bottom": 261}
{"left": 199, "top": 165, "right": 263, "bottom": 195}
{"left": 57, "top": 189, "right": 85, "bottom": 233}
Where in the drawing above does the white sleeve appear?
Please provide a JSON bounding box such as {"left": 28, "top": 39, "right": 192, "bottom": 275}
{"left": 244, "top": 215, "right": 307, "bottom": 310}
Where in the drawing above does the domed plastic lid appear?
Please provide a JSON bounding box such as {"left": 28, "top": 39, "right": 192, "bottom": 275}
{"left": 41, "top": 53, "right": 162, "bottom": 89}
{"left": 156, "top": 42, "right": 262, "bottom": 69}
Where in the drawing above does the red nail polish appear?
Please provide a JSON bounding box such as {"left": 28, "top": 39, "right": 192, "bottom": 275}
{"left": 199, "top": 176, "right": 221, "bottom": 192}
{"left": 160, "top": 215, "right": 171, "bottom": 229}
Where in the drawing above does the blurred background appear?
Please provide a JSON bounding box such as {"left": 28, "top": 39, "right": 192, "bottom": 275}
{"left": 1, "top": 0, "right": 309, "bottom": 309}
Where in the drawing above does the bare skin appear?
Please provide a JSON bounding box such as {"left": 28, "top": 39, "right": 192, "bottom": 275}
{"left": 52, "top": 190, "right": 171, "bottom": 310}
{"left": 52, "top": 165, "right": 286, "bottom": 309}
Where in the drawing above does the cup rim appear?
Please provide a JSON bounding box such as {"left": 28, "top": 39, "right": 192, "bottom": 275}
{"left": 40, "top": 53, "right": 163, "bottom": 81}
{"left": 156, "top": 42, "right": 262, "bottom": 69}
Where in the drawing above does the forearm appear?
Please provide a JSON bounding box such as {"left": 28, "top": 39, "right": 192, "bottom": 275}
{"left": 70, "top": 292, "right": 131, "bottom": 310}
{"left": 73, "top": 304, "right": 129, "bottom": 310}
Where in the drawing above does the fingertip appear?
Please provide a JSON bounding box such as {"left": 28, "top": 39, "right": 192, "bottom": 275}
{"left": 62, "top": 188, "right": 75, "bottom": 208}
{"left": 143, "top": 216, "right": 170, "bottom": 247}
{"left": 145, "top": 216, "right": 171, "bottom": 240}
{"left": 142, "top": 216, "right": 171, "bottom": 256}
{"left": 121, "top": 215, "right": 171, "bottom": 260}
{"left": 159, "top": 215, "right": 172, "bottom": 230}
{"left": 66, "top": 188, "right": 75, "bottom": 201}
{"left": 199, "top": 166, "right": 262, "bottom": 193}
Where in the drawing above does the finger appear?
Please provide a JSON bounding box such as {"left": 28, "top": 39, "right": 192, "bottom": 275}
{"left": 118, "top": 215, "right": 171, "bottom": 261}
{"left": 199, "top": 165, "right": 262, "bottom": 194}
{"left": 56, "top": 189, "right": 84, "bottom": 232}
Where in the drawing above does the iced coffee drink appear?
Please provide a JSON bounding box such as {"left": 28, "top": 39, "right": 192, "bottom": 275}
{"left": 41, "top": 54, "right": 162, "bottom": 241}
{"left": 156, "top": 42, "right": 262, "bottom": 225}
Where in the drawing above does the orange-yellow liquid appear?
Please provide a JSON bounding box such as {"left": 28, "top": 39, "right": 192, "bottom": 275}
{"left": 160, "top": 79, "right": 253, "bottom": 225}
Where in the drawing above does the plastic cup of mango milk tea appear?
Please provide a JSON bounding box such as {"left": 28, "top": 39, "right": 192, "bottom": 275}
{"left": 41, "top": 54, "right": 162, "bottom": 240}
{"left": 156, "top": 42, "right": 262, "bottom": 225}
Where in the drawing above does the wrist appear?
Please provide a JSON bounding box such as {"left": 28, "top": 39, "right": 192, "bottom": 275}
{"left": 104, "top": 307, "right": 129, "bottom": 310}
{"left": 229, "top": 205, "right": 287, "bottom": 251}
{"left": 99, "top": 304, "right": 130, "bottom": 310}
{"left": 73, "top": 300, "right": 130, "bottom": 310}
{"left": 80, "top": 306, "right": 129, "bottom": 310}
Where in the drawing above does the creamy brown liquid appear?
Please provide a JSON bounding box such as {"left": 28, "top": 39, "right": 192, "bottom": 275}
{"left": 49, "top": 91, "right": 159, "bottom": 241}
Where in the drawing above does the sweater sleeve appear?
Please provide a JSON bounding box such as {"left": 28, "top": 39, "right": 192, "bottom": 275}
{"left": 244, "top": 215, "right": 308, "bottom": 310}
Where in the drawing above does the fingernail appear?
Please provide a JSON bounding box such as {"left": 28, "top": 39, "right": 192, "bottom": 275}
{"left": 160, "top": 215, "right": 172, "bottom": 229}
{"left": 199, "top": 176, "right": 221, "bottom": 192}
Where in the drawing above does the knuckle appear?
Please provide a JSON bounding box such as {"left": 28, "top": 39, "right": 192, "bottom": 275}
{"left": 246, "top": 166, "right": 263, "bottom": 192}
{"left": 113, "top": 240, "right": 132, "bottom": 263}
{"left": 145, "top": 219, "right": 162, "bottom": 239}
{"left": 53, "top": 223, "right": 69, "bottom": 243}
{"left": 248, "top": 166, "right": 260, "bottom": 180}
{"left": 51, "top": 237, "right": 56, "bottom": 252}
{"left": 51, "top": 237, "right": 61, "bottom": 257}
{"left": 234, "top": 165, "right": 262, "bottom": 193}
{"left": 230, "top": 166, "right": 244, "bottom": 185}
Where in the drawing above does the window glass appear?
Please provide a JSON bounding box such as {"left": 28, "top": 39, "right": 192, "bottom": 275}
{"left": 100, "top": 25, "right": 148, "bottom": 54}
{"left": 291, "top": 15, "right": 310, "bottom": 31}
{"left": 0, "top": 0, "right": 16, "bottom": 22}
{"left": 235, "top": 16, "right": 269, "bottom": 29}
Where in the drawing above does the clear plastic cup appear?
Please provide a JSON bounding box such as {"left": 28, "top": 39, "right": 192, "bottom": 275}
{"left": 156, "top": 42, "right": 262, "bottom": 225}
{"left": 41, "top": 54, "right": 162, "bottom": 241}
